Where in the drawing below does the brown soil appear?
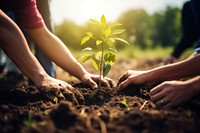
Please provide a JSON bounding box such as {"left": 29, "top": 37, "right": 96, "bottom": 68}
{"left": 0, "top": 57, "right": 199, "bottom": 133}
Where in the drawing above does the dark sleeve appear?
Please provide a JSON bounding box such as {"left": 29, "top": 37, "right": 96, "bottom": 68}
{"left": 191, "top": 0, "right": 200, "bottom": 53}
{"left": 172, "top": 35, "right": 196, "bottom": 58}
{"left": 172, "top": 1, "right": 198, "bottom": 58}
{"left": 191, "top": 0, "right": 200, "bottom": 31}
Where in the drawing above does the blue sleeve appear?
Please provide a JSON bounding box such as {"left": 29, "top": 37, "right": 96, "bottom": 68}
{"left": 194, "top": 40, "right": 200, "bottom": 53}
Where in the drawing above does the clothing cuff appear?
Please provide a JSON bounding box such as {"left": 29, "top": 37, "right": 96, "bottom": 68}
{"left": 194, "top": 40, "right": 200, "bottom": 53}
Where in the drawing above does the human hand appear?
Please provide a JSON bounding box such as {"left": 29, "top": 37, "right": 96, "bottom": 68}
{"left": 164, "top": 56, "right": 178, "bottom": 65}
{"left": 117, "top": 70, "right": 149, "bottom": 91}
{"left": 150, "top": 80, "right": 196, "bottom": 108}
{"left": 80, "top": 72, "right": 116, "bottom": 89}
{"left": 38, "top": 77, "right": 85, "bottom": 105}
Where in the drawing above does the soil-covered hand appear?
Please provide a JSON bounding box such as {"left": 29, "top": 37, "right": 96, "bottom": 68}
{"left": 117, "top": 70, "right": 149, "bottom": 91}
{"left": 38, "top": 77, "right": 85, "bottom": 105}
{"left": 150, "top": 80, "right": 197, "bottom": 108}
{"left": 81, "top": 73, "right": 116, "bottom": 89}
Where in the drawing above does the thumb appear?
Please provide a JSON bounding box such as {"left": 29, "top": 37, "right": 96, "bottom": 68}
{"left": 117, "top": 78, "right": 130, "bottom": 92}
{"left": 88, "top": 78, "right": 98, "bottom": 89}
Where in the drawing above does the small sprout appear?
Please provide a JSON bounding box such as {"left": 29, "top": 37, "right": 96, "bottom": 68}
{"left": 23, "top": 113, "right": 36, "bottom": 128}
{"left": 79, "top": 14, "right": 129, "bottom": 89}
{"left": 53, "top": 97, "right": 58, "bottom": 104}
{"left": 44, "top": 110, "right": 49, "bottom": 115}
{"left": 120, "top": 99, "right": 128, "bottom": 108}
{"left": 21, "top": 85, "right": 25, "bottom": 89}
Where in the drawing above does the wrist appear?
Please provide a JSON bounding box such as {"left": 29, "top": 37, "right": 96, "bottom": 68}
{"left": 144, "top": 70, "right": 162, "bottom": 84}
{"left": 190, "top": 79, "right": 200, "bottom": 95}
{"left": 75, "top": 62, "right": 88, "bottom": 81}
{"left": 183, "top": 77, "right": 200, "bottom": 99}
{"left": 32, "top": 71, "right": 49, "bottom": 87}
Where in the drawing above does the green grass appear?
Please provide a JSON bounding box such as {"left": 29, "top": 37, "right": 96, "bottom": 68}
{"left": 119, "top": 46, "right": 172, "bottom": 60}
{"left": 119, "top": 46, "right": 193, "bottom": 60}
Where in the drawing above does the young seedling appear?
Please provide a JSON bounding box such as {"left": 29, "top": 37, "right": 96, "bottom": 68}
{"left": 80, "top": 15, "right": 129, "bottom": 89}
{"left": 23, "top": 113, "right": 36, "bottom": 128}
{"left": 120, "top": 99, "right": 128, "bottom": 108}
{"left": 53, "top": 96, "right": 58, "bottom": 104}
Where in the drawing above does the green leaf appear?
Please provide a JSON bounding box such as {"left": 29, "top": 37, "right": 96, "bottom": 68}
{"left": 103, "top": 27, "right": 111, "bottom": 37}
{"left": 53, "top": 97, "right": 58, "bottom": 104}
{"left": 82, "top": 47, "right": 92, "bottom": 51}
{"left": 81, "top": 36, "right": 90, "bottom": 45}
{"left": 80, "top": 55, "right": 92, "bottom": 63}
{"left": 101, "top": 15, "right": 106, "bottom": 26}
{"left": 92, "top": 56, "right": 100, "bottom": 71}
{"left": 112, "top": 29, "right": 125, "bottom": 35}
{"left": 115, "top": 37, "right": 130, "bottom": 45}
{"left": 121, "top": 99, "right": 127, "bottom": 107}
{"left": 109, "top": 23, "right": 122, "bottom": 28}
{"left": 96, "top": 51, "right": 102, "bottom": 57}
{"left": 90, "top": 19, "right": 101, "bottom": 27}
{"left": 109, "top": 38, "right": 115, "bottom": 43}
{"left": 96, "top": 40, "right": 103, "bottom": 46}
{"left": 103, "top": 62, "right": 111, "bottom": 77}
{"left": 104, "top": 52, "right": 116, "bottom": 66}
{"left": 108, "top": 47, "right": 118, "bottom": 53}
{"left": 86, "top": 32, "right": 93, "bottom": 37}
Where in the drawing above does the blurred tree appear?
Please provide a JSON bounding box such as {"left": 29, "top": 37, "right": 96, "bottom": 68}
{"left": 54, "top": 20, "right": 84, "bottom": 51}
{"left": 54, "top": 6, "right": 181, "bottom": 50}
{"left": 117, "top": 9, "right": 152, "bottom": 48}
{"left": 151, "top": 6, "right": 181, "bottom": 47}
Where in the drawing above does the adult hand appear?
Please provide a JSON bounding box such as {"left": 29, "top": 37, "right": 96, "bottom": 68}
{"left": 38, "top": 77, "right": 85, "bottom": 105}
{"left": 80, "top": 73, "right": 116, "bottom": 89}
{"left": 117, "top": 70, "right": 149, "bottom": 91}
{"left": 150, "top": 80, "right": 196, "bottom": 108}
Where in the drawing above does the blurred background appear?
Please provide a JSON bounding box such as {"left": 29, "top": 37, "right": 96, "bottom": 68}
{"left": 49, "top": 0, "right": 191, "bottom": 61}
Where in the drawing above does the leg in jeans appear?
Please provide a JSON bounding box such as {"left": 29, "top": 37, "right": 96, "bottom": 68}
{"left": 35, "top": 0, "right": 55, "bottom": 77}
{"left": 172, "top": 1, "right": 198, "bottom": 58}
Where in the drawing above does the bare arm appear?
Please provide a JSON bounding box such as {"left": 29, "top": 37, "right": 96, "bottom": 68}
{"left": 0, "top": 10, "right": 48, "bottom": 85}
{"left": 148, "top": 53, "right": 200, "bottom": 82}
{"left": 24, "top": 27, "right": 115, "bottom": 89}
{"left": 25, "top": 27, "right": 87, "bottom": 80}
{"left": 117, "top": 53, "right": 200, "bottom": 91}
{"left": 0, "top": 10, "right": 84, "bottom": 103}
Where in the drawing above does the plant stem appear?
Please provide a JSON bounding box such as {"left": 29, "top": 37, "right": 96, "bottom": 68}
{"left": 99, "top": 43, "right": 104, "bottom": 89}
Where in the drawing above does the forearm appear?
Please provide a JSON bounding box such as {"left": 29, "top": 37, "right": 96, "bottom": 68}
{"left": 186, "top": 76, "right": 200, "bottom": 95}
{"left": 25, "top": 27, "right": 88, "bottom": 80}
{"left": 145, "top": 53, "right": 200, "bottom": 83}
{"left": 48, "top": 35, "right": 87, "bottom": 80}
{"left": 0, "top": 11, "right": 49, "bottom": 85}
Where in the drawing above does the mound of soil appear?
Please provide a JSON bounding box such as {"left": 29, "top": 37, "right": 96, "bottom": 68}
{"left": 0, "top": 78, "right": 199, "bottom": 133}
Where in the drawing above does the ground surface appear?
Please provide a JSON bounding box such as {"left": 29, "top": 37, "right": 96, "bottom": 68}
{"left": 0, "top": 57, "right": 199, "bottom": 133}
